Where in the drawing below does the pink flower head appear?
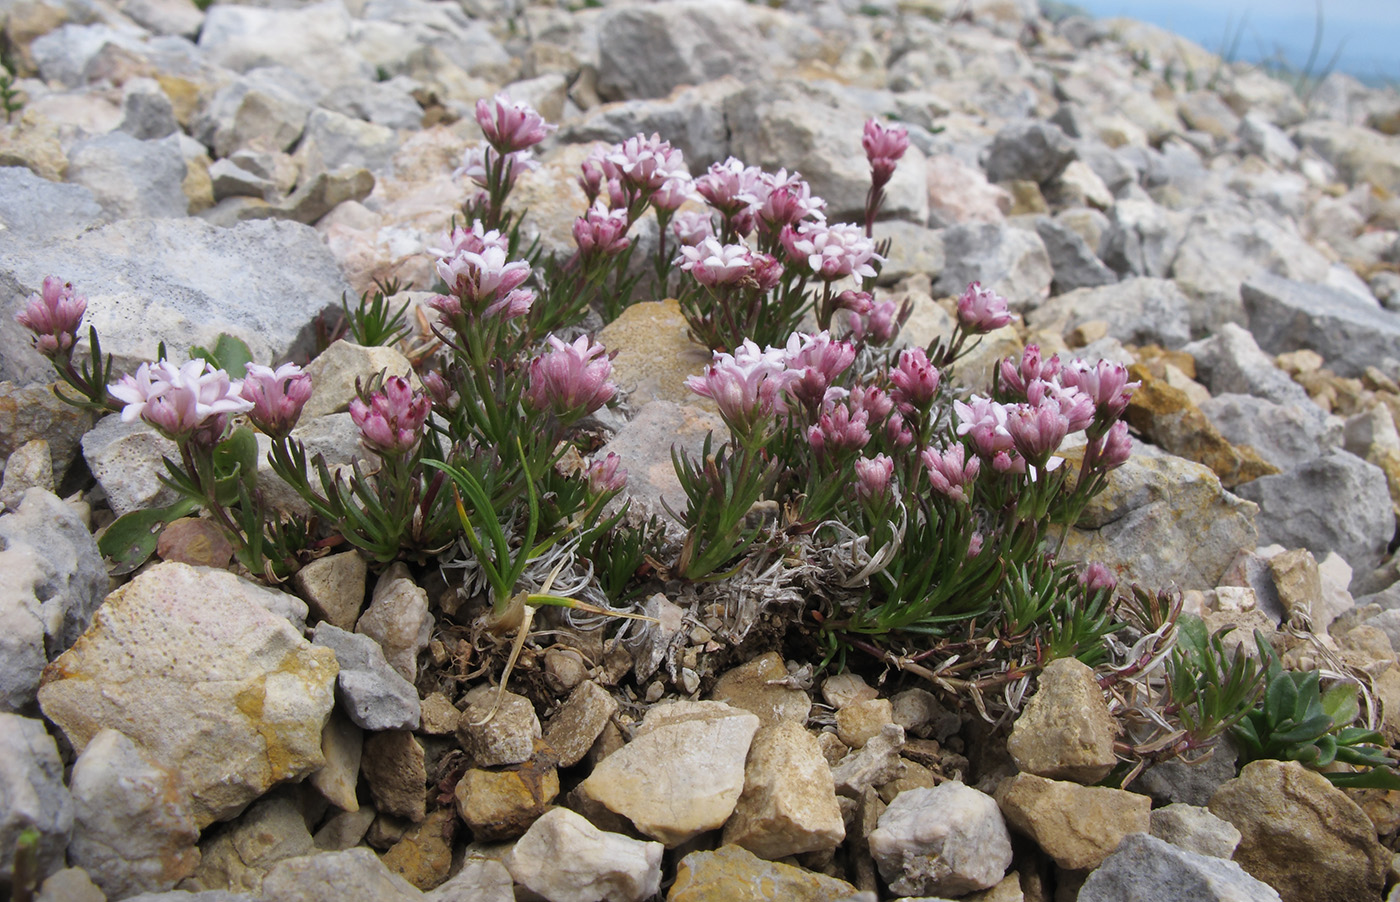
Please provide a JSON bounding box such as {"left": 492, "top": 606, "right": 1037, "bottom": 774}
{"left": 956, "top": 281, "right": 1013, "bottom": 333}
{"left": 1096, "top": 420, "right": 1132, "bottom": 470}
{"left": 807, "top": 403, "right": 870, "bottom": 460}
{"left": 865, "top": 298, "right": 901, "bottom": 344}
{"left": 863, "top": 118, "right": 909, "bottom": 187}
{"left": 421, "top": 369, "right": 454, "bottom": 408}
{"left": 834, "top": 289, "right": 874, "bottom": 316}
{"left": 1080, "top": 562, "right": 1117, "bottom": 594}
{"left": 426, "top": 221, "right": 508, "bottom": 259}
{"left": 954, "top": 396, "right": 1015, "bottom": 458}
{"left": 922, "top": 442, "right": 980, "bottom": 503}
{"left": 573, "top": 203, "right": 632, "bottom": 258}
{"left": 677, "top": 238, "right": 779, "bottom": 290}
{"left": 455, "top": 145, "right": 538, "bottom": 189}
{"left": 1005, "top": 400, "right": 1070, "bottom": 465}
{"left": 241, "top": 362, "right": 312, "bottom": 439}
{"left": 780, "top": 222, "right": 882, "bottom": 282}
{"left": 1027, "top": 382, "right": 1094, "bottom": 433}
{"left": 685, "top": 339, "right": 798, "bottom": 441}
{"left": 607, "top": 133, "right": 688, "bottom": 195}
{"left": 884, "top": 409, "right": 914, "bottom": 449}
{"left": 475, "top": 93, "right": 555, "bottom": 153}
{"left": 998, "top": 344, "right": 1061, "bottom": 399}
{"left": 889, "top": 347, "right": 940, "bottom": 412}
{"left": 967, "top": 531, "right": 984, "bottom": 557}
{"left": 579, "top": 146, "right": 609, "bottom": 202}
{"left": 1061, "top": 358, "right": 1139, "bottom": 422}
{"left": 671, "top": 210, "right": 715, "bottom": 246}
{"left": 651, "top": 175, "right": 693, "bottom": 212}
{"left": 17, "top": 276, "right": 87, "bottom": 357}
{"left": 110, "top": 359, "right": 254, "bottom": 444}
{"left": 524, "top": 333, "right": 616, "bottom": 422}
{"left": 694, "top": 157, "right": 765, "bottom": 218}
{"left": 854, "top": 453, "right": 895, "bottom": 504}
{"left": 435, "top": 244, "right": 534, "bottom": 320}
{"left": 753, "top": 169, "right": 826, "bottom": 239}
{"left": 586, "top": 452, "right": 628, "bottom": 495}
{"left": 349, "top": 375, "right": 430, "bottom": 455}
{"left": 850, "top": 384, "right": 894, "bottom": 423}
{"left": 784, "top": 331, "right": 856, "bottom": 409}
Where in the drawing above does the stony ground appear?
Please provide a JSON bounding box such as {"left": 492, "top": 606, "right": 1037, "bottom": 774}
{"left": 5, "top": 0, "right": 1400, "bottom": 900}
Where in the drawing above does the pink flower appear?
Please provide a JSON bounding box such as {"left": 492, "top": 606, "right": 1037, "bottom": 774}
{"left": 807, "top": 403, "right": 870, "bottom": 460}
{"left": 863, "top": 119, "right": 909, "bottom": 186}
{"left": 241, "top": 362, "right": 312, "bottom": 439}
{"left": 1061, "top": 359, "right": 1139, "bottom": 422}
{"left": 834, "top": 289, "right": 873, "bottom": 316}
{"left": 954, "top": 396, "right": 1015, "bottom": 458}
{"left": 475, "top": 93, "right": 555, "bottom": 153}
{"left": 349, "top": 376, "right": 430, "bottom": 455}
{"left": 998, "top": 344, "right": 1060, "bottom": 399}
{"left": 524, "top": 334, "right": 616, "bottom": 421}
{"left": 864, "top": 298, "right": 901, "bottom": 344}
{"left": 110, "top": 359, "right": 254, "bottom": 444}
{"left": 1095, "top": 420, "right": 1132, "bottom": 470}
{"left": 434, "top": 244, "right": 533, "bottom": 319}
{"left": 694, "top": 157, "right": 764, "bottom": 217}
{"left": 884, "top": 410, "right": 914, "bottom": 449}
{"left": 780, "top": 222, "right": 882, "bottom": 281}
{"left": 677, "top": 238, "right": 780, "bottom": 290}
{"left": 784, "top": 331, "right": 855, "bottom": 409}
{"left": 854, "top": 453, "right": 894, "bottom": 504}
{"left": 685, "top": 339, "right": 798, "bottom": 441}
{"left": 1005, "top": 401, "right": 1069, "bottom": 465}
{"left": 850, "top": 384, "right": 894, "bottom": 423}
{"left": 16, "top": 276, "right": 87, "bottom": 357}
{"left": 455, "top": 145, "right": 538, "bottom": 189}
{"left": 753, "top": 169, "right": 826, "bottom": 239}
{"left": 573, "top": 203, "right": 632, "bottom": 258}
{"left": 922, "top": 442, "right": 980, "bottom": 503}
{"left": 956, "top": 281, "right": 1012, "bottom": 332}
{"left": 421, "top": 369, "right": 453, "bottom": 408}
{"left": 586, "top": 452, "right": 628, "bottom": 495}
{"left": 1080, "top": 562, "right": 1117, "bottom": 594}
{"left": 426, "top": 221, "right": 508, "bottom": 258}
{"left": 889, "top": 347, "right": 940, "bottom": 411}
{"left": 606, "top": 133, "right": 688, "bottom": 195}
{"left": 967, "top": 532, "right": 984, "bottom": 556}
{"left": 651, "top": 176, "right": 693, "bottom": 212}
{"left": 671, "top": 210, "right": 715, "bottom": 246}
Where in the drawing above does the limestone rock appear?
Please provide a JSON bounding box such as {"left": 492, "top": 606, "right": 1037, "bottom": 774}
{"left": 1208, "top": 759, "right": 1388, "bottom": 902}
{"left": 933, "top": 223, "right": 1053, "bottom": 312}
{"left": 581, "top": 701, "right": 760, "bottom": 845}
{"left": 1149, "top": 803, "right": 1242, "bottom": 859}
{"left": 832, "top": 723, "right": 906, "bottom": 798}
{"left": 835, "top": 698, "right": 895, "bottom": 750}
{"left": 313, "top": 624, "right": 420, "bottom": 732}
{"left": 362, "top": 731, "right": 426, "bottom": 824}
{"left": 1026, "top": 277, "right": 1192, "bottom": 350}
{"left": 868, "top": 782, "right": 1013, "bottom": 897}
{"left": 259, "top": 848, "right": 419, "bottom": 902}
{"left": 37, "top": 562, "right": 338, "bottom": 828}
{"left": 995, "top": 773, "right": 1151, "bottom": 871}
{"left": 185, "top": 793, "right": 315, "bottom": 894}
{"left": 292, "top": 551, "right": 367, "bottom": 631}
{"left": 0, "top": 713, "right": 73, "bottom": 888}
{"left": 309, "top": 709, "right": 362, "bottom": 812}
{"left": 356, "top": 562, "right": 433, "bottom": 682}
{"left": 1243, "top": 273, "right": 1400, "bottom": 379}
{"left": 453, "top": 753, "right": 558, "bottom": 842}
{"left": 66, "top": 132, "right": 188, "bottom": 221}
{"left": 505, "top": 807, "right": 663, "bottom": 902}
{"left": 1007, "top": 657, "right": 1118, "bottom": 784}
{"left": 68, "top": 729, "right": 200, "bottom": 898}
{"left": 722, "top": 722, "right": 846, "bottom": 859}
{"left": 300, "top": 340, "right": 418, "bottom": 420}
{"left": 458, "top": 685, "right": 542, "bottom": 768}
{"left": 1079, "top": 832, "right": 1282, "bottom": 902}
{"left": 709, "top": 651, "right": 812, "bottom": 729}
{"left": 544, "top": 680, "right": 619, "bottom": 768}
{"left": 668, "top": 844, "right": 859, "bottom": 902}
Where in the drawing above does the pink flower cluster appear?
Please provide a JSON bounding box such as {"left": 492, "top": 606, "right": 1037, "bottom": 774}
{"left": 573, "top": 203, "right": 631, "bottom": 259}
{"left": 16, "top": 276, "right": 87, "bottom": 357}
{"left": 241, "top": 362, "right": 313, "bottom": 439}
{"left": 349, "top": 376, "right": 431, "bottom": 455}
{"left": 686, "top": 339, "right": 799, "bottom": 442}
{"left": 475, "top": 93, "right": 555, "bottom": 154}
{"left": 956, "top": 282, "right": 1013, "bottom": 333}
{"left": 863, "top": 119, "right": 909, "bottom": 188}
{"left": 110, "top": 359, "right": 254, "bottom": 445}
{"left": 524, "top": 334, "right": 616, "bottom": 422}
{"left": 430, "top": 222, "right": 534, "bottom": 322}
{"left": 693, "top": 159, "right": 827, "bottom": 239}
{"left": 780, "top": 222, "right": 882, "bottom": 282}
{"left": 784, "top": 331, "right": 855, "bottom": 409}
{"left": 586, "top": 452, "right": 628, "bottom": 495}
{"left": 580, "top": 133, "right": 691, "bottom": 214}
{"left": 676, "top": 238, "right": 781, "bottom": 290}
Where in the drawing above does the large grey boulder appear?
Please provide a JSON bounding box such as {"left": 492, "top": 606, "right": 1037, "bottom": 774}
{"left": 984, "top": 119, "right": 1076, "bottom": 185}
{"left": 1198, "top": 394, "right": 1340, "bottom": 471}
{"left": 1026, "top": 277, "right": 1192, "bottom": 349}
{"left": 933, "top": 223, "right": 1052, "bottom": 311}
{"left": 1182, "top": 323, "right": 1313, "bottom": 405}
{"left": 1242, "top": 273, "right": 1400, "bottom": 378}
{"left": 0, "top": 217, "right": 349, "bottom": 385}
{"left": 191, "top": 68, "right": 317, "bottom": 160}
{"left": 0, "top": 167, "right": 104, "bottom": 241}
{"left": 198, "top": 0, "right": 372, "bottom": 89}
{"left": 66, "top": 133, "right": 188, "bottom": 221}
{"left": 1234, "top": 451, "right": 1395, "bottom": 576}
{"left": 1079, "top": 833, "right": 1280, "bottom": 902}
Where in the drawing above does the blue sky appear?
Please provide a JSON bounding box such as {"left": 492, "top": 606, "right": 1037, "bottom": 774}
{"left": 1070, "top": 0, "right": 1400, "bottom": 85}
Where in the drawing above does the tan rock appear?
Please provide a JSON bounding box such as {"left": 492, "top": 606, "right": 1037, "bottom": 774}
{"left": 821, "top": 672, "right": 880, "bottom": 709}
{"left": 418, "top": 692, "right": 461, "bottom": 736}
{"left": 301, "top": 340, "right": 419, "bottom": 420}
{"left": 453, "top": 754, "right": 559, "bottom": 841}
{"left": 1007, "top": 657, "right": 1118, "bottom": 784}
{"left": 183, "top": 793, "right": 314, "bottom": 894}
{"left": 722, "top": 722, "right": 846, "bottom": 859}
{"left": 1209, "top": 759, "right": 1388, "bottom": 902}
{"left": 1269, "top": 548, "right": 1324, "bottom": 629}
{"left": 836, "top": 698, "right": 895, "bottom": 749}
{"left": 458, "top": 685, "right": 542, "bottom": 767}
{"left": 382, "top": 808, "right": 456, "bottom": 890}
{"left": 362, "top": 730, "right": 427, "bottom": 823}
{"left": 597, "top": 299, "right": 714, "bottom": 407}
{"left": 37, "top": 562, "right": 338, "bottom": 828}
{"left": 667, "top": 844, "right": 859, "bottom": 902}
{"left": 0, "top": 110, "right": 68, "bottom": 180}
{"left": 292, "top": 550, "right": 367, "bottom": 631}
{"left": 994, "top": 773, "right": 1151, "bottom": 871}
{"left": 309, "top": 709, "right": 362, "bottom": 812}
{"left": 357, "top": 562, "right": 433, "bottom": 682}
{"left": 543, "top": 680, "right": 618, "bottom": 768}
{"left": 709, "top": 651, "right": 812, "bottom": 729}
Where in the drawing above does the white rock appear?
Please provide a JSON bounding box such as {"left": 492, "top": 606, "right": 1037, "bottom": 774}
{"left": 0, "top": 713, "right": 73, "bottom": 888}
{"left": 722, "top": 721, "right": 846, "bottom": 859}
{"left": 505, "top": 808, "right": 663, "bottom": 902}
{"left": 867, "top": 782, "right": 1013, "bottom": 897}
{"left": 356, "top": 562, "right": 433, "bottom": 682}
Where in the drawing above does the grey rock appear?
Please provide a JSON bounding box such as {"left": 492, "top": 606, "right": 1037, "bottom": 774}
{"left": 868, "top": 782, "right": 1012, "bottom": 898}
{"left": 0, "top": 488, "right": 107, "bottom": 712}
{"left": 0, "top": 440, "right": 53, "bottom": 509}
{"left": 423, "top": 857, "right": 514, "bottom": 902}
{"left": 320, "top": 80, "right": 423, "bottom": 131}
{"left": 209, "top": 158, "right": 277, "bottom": 202}
{"left": 1170, "top": 203, "right": 1331, "bottom": 334}
{"left": 356, "top": 562, "right": 433, "bottom": 682}
{"left": 0, "top": 167, "right": 104, "bottom": 243}
{"left": 1079, "top": 833, "right": 1281, "bottom": 902}
{"left": 1238, "top": 112, "right": 1299, "bottom": 167}
{"left": 116, "top": 0, "right": 204, "bottom": 39}
{"left": 561, "top": 78, "right": 743, "bottom": 169}
{"left": 1293, "top": 120, "right": 1400, "bottom": 194}
{"left": 1242, "top": 273, "right": 1400, "bottom": 379}
{"left": 1149, "top": 803, "right": 1242, "bottom": 860}
{"left": 832, "top": 722, "right": 905, "bottom": 798}
{"left": 1033, "top": 216, "right": 1117, "bottom": 294}
{"left": 81, "top": 416, "right": 179, "bottom": 517}
{"left": 297, "top": 108, "right": 399, "bottom": 177}
{"left": 0, "top": 713, "right": 73, "bottom": 887}
{"left": 1025, "top": 277, "right": 1192, "bottom": 349}
{"left": 66, "top": 133, "right": 188, "bottom": 221}
{"left": 595, "top": 0, "right": 788, "bottom": 102}
{"left": 68, "top": 729, "right": 200, "bottom": 897}
{"left": 1234, "top": 451, "right": 1395, "bottom": 575}
{"left": 1075, "top": 138, "right": 1141, "bottom": 195}
{"left": 30, "top": 24, "right": 200, "bottom": 89}
{"left": 1182, "top": 323, "right": 1313, "bottom": 405}
{"left": 118, "top": 77, "right": 180, "bottom": 140}
{"left": 313, "top": 624, "right": 421, "bottom": 731}
{"left": 1178, "top": 90, "right": 1241, "bottom": 142}
{"left": 1100, "top": 198, "right": 1187, "bottom": 279}
{"left": 725, "top": 79, "right": 928, "bottom": 225}
{"left": 505, "top": 808, "right": 663, "bottom": 902}
{"left": 191, "top": 68, "right": 316, "bottom": 160}
{"left": 1136, "top": 739, "right": 1240, "bottom": 808}
{"left": 259, "top": 849, "right": 419, "bottom": 902}
{"left": 198, "top": 0, "right": 372, "bottom": 89}
{"left": 124, "top": 890, "right": 256, "bottom": 901}
{"left": 544, "top": 680, "right": 619, "bottom": 769}
{"left": 1198, "top": 394, "right": 1341, "bottom": 471}
{"left": 0, "top": 217, "right": 349, "bottom": 385}
{"left": 874, "top": 221, "right": 946, "bottom": 286}
{"left": 932, "top": 223, "right": 1052, "bottom": 312}
{"left": 984, "top": 119, "right": 1076, "bottom": 185}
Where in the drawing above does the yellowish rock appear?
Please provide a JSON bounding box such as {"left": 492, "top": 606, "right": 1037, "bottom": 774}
{"left": 668, "top": 844, "right": 858, "bottom": 902}
{"left": 995, "top": 773, "right": 1151, "bottom": 871}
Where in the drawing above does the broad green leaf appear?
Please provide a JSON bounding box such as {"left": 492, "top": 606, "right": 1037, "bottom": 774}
{"left": 190, "top": 334, "right": 255, "bottom": 376}
{"left": 1321, "top": 683, "right": 1361, "bottom": 727}
{"left": 97, "top": 498, "right": 200, "bottom": 574}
